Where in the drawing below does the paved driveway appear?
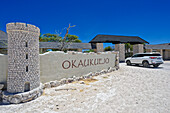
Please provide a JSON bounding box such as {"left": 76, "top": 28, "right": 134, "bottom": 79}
{"left": 0, "top": 61, "right": 170, "bottom": 113}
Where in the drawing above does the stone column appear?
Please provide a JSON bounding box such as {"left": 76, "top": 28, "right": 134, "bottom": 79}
{"left": 7, "top": 22, "right": 40, "bottom": 93}
{"left": 115, "top": 44, "right": 125, "bottom": 62}
{"left": 96, "top": 43, "right": 104, "bottom": 52}
{"left": 133, "top": 44, "right": 144, "bottom": 55}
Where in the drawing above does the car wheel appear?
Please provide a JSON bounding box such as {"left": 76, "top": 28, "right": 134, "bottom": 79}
{"left": 143, "top": 61, "right": 150, "bottom": 68}
{"left": 153, "top": 64, "right": 159, "bottom": 68}
{"left": 126, "top": 60, "right": 131, "bottom": 66}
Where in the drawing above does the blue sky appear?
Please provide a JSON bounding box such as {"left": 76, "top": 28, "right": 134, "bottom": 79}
{"left": 0, "top": 0, "right": 170, "bottom": 47}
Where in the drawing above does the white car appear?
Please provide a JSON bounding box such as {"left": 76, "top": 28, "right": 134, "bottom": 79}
{"left": 125, "top": 53, "right": 164, "bottom": 68}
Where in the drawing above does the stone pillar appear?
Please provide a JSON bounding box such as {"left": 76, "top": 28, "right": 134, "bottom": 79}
{"left": 96, "top": 43, "right": 104, "bottom": 52}
{"left": 77, "top": 48, "right": 82, "bottom": 52}
{"left": 133, "top": 44, "right": 144, "bottom": 55}
{"left": 115, "top": 44, "right": 125, "bottom": 62}
{"left": 7, "top": 22, "right": 40, "bottom": 93}
{"left": 158, "top": 49, "right": 163, "bottom": 56}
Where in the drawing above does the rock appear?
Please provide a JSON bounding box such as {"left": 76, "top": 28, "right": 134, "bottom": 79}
{"left": 83, "top": 75, "right": 87, "bottom": 79}
{"left": 95, "top": 72, "right": 100, "bottom": 76}
{"left": 50, "top": 81, "right": 56, "bottom": 87}
{"left": 60, "top": 78, "right": 68, "bottom": 85}
{"left": 22, "top": 93, "right": 30, "bottom": 101}
{"left": 55, "top": 81, "right": 60, "bottom": 87}
{"left": 112, "top": 68, "right": 116, "bottom": 71}
{"left": 44, "top": 82, "right": 51, "bottom": 88}
{"left": 50, "top": 81, "right": 60, "bottom": 87}
{"left": 3, "top": 98, "right": 10, "bottom": 104}
{"left": 87, "top": 72, "right": 92, "bottom": 78}
{"left": 108, "top": 67, "right": 113, "bottom": 72}
{"left": 116, "top": 66, "right": 119, "bottom": 70}
{"left": 79, "top": 76, "right": 84, "bottom": 80}
{"left": 0, "top": 84, "right": 4, "bottom": 90}
{"left": 68, "top": 78, "right": 74, "bottom": 83}
{"left": 89, "top": 52, "right": 95, "bottom": 54}
{"left": 75, "top": 77, "right": 81, "bottom": 81}
{"left": 91, "top": 73, "right": 96, "bottom": 77}
{"left": 80, "top": 81, "right": 85, "bottom": 84}
{"left": 10, "top": 96, "right": 21, "bottom": 104}
{"left": 67, "top": 51, "right": 74, "bottom": 54}
{"left": 100, "top": 70, "right": 106, "bottom": 74}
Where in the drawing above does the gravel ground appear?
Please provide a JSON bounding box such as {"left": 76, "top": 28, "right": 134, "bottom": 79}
{"left": 0, "top": 61, "right": 170, "bottom": 113}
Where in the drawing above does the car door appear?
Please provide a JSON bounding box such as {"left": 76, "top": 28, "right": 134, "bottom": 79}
{"left": 130, "top": 54, "right": 139, "bottom": 63}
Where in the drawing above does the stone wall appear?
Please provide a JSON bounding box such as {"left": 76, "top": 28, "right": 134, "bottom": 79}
{"left": 40, "top": 51, "right": 118, "bottom": 83}
{"left": 7, "top": 23, "right": 40, "bottom": 93}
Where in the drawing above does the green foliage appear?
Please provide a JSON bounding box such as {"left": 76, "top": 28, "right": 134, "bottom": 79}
{"left": 125, "top": 43, "right": 133, "bottom": 52}
{"left": 39, "top": 33, "right": 81, "bottom": 43}
{"left": 39, "top": 33, "right": 62, "bottom": 42}
{"left": 66, "top": 34, "right": 82, "bottom": 43}
{"left": 84, "top": 49, "right": 95, "bottom": 53}
{"left": 104, "top": 46, "right": 113, "bottom": 51}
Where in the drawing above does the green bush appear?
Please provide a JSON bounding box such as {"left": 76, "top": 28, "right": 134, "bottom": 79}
{"left": 104, "top": 46, "right": 113, "bottom": 51}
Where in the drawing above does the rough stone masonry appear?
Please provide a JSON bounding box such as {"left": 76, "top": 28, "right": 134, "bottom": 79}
{"left": 7, "top": 22, "right": 40, "bottom": 93}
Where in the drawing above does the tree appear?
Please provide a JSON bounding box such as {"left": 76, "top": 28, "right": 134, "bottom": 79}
{"left": 125, "top": 43, "right": 133, "bottom": 53}
{"left": 66, "top": 34, "right": 82, "bottom": 43}
{"left": 59, "top": 24, "right": 76, "bottom": 51}
{"left": 104, "top": 46, "right": 113, "bottom": 51}
{"left": 39, "top": 24, "right": 82, "bottom": 52}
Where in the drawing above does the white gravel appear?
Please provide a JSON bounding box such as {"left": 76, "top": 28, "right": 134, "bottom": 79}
{"left": 0, "top": 61, "right": 170, "bottom": 113}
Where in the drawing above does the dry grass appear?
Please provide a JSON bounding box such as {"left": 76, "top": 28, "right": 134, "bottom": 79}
{"left": 81, "top": 78, "right": 98, "bottom": 85}
{"left": 72, "top": 78, "right": 98, "bottom": 85}
{"left": 80, "top": 89, "right": 84, "bottom": 92}
{"left": 103, "top": 76, "right": 108, "bottom": 79}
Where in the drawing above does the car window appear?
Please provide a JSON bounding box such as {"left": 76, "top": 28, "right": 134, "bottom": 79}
{"left": 132, "top": 54, "right": 139, "bottom": 57}
{"left": 143, "top": 54, "right": 161, "bottom": 56}
{"left": 138, "top": 54, "right": 144, "bottom": 57}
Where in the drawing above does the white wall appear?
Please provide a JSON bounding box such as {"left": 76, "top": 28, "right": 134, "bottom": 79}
{"left": 0, "top": 51, "right": 118, "bottom": 85}
{"left": 40, "top": 51, "right": 117, "bottom": 83}
{"left": 0, "top": 54, "right": 7, "bottom": 85}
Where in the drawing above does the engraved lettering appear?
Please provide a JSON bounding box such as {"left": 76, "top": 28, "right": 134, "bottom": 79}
{"left": 72, "top": 60, "right": 78, "bottom": 68}
{"left": 62, "top": 60, "right": 71, "bottom": 69}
